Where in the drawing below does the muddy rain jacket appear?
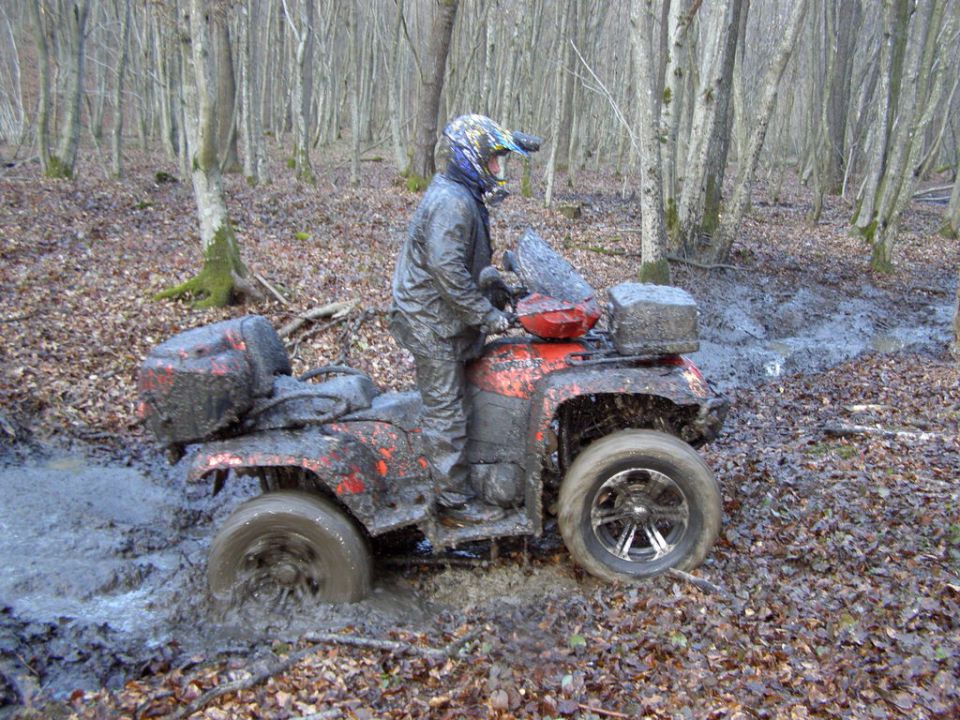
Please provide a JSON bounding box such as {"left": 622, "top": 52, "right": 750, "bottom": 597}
{"left": 390, "top": 172, "right": 495, "bottom": 361}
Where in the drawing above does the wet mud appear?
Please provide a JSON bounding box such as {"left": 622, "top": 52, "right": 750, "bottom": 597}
{"left": 0, "top": 267, "right": 955, "bottom": 703}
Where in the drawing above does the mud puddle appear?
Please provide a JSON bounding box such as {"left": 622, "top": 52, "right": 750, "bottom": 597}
{"left": 0, "top": 269, "right": 955, "bottom": 703}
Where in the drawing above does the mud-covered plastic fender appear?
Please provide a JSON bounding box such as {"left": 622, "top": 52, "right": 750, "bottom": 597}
{"left": 188, "top": 427, "right": 383, "bottom": 525}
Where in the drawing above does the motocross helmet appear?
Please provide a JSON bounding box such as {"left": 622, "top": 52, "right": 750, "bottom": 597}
{"left": 443, "top": 114, "right": 530, "bottom": 201}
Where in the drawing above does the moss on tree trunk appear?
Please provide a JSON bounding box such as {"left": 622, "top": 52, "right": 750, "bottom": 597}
{"left": 638, "top": 258, "right": 671, "bottom": 285}
{"left": 155, "top": 224, "right": 247, "bottom": 308}
{"left": 44, "top": 156, "right": 73, "bottom": 180}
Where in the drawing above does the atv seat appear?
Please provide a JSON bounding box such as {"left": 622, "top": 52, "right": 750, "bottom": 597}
{"left": 250, "top": 372, "right": 380, "bottom": 431}
{"left": 343, "top": 390, "right": 422, "bottom": 432}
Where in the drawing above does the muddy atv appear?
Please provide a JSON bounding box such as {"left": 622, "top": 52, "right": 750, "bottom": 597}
{"left": 138, "top": 230, "right": 728, "bottom": 604}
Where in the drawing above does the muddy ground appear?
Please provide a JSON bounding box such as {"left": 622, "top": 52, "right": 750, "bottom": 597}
{"left": 0, "top": 254, "right": 953, "bottom": 706}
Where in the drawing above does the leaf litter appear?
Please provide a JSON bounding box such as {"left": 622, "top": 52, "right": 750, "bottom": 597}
{"left": 0, "top": 148, "right": 957, "bottom": 718}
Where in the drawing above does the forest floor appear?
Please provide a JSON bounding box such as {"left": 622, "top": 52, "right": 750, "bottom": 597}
{"left": 0, "top": 147, "right": 958, "bottom": 719}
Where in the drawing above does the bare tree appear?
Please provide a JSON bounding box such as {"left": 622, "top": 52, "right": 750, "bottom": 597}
{"left": 213, "top": 13, "right": 240, "bottom": 173}
{"left": 631, "top": 0, "right": 670, "bottom": 284}
{"left": 110, "top": 0, "right": 132, "bottom": 177}
{"left": 676, "top": 0, "right": 743, "bottom": 256}
{"left": 409, "top": 0, "right": 458, "bottom": 187}
{"left": 544, "top": 2, "right": 570, "bottom": 208}
{"left": 284, "top": 0, "right": 316, "bottom": 183}
{"left": 239, "top": 0, "right": 267, "bottom": 186}
{"left": 858, "top": 0, "right": 953, "bottom": 271}
{"left": 52, "top": 0, "right": 92, "bottom": 178}
{"left": 712, "top": 0, "right": 809, "bottom": 263}
{"left": 27, "top": 0, "right": 53, "bottom": 172}
{"left": 156, "top": 0, "right": 259, "bottom": 308}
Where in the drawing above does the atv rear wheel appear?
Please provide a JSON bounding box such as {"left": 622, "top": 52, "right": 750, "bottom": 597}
{"left": 208, "top": 490, "right": 371, "bottom": 604}
{"left": 558, "top": 430, "right": 720, "bottom": 583}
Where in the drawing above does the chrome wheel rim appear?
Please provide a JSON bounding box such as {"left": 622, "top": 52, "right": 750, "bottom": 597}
{"left": 589, "top": 468, "right": 689, "bottom": 564}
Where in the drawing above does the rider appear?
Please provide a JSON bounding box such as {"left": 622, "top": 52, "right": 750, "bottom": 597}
{"left": 390, "top": 114, "right": 536, "bottom": 525}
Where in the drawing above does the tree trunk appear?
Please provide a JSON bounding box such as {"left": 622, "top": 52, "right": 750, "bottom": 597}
{"left": 349, "top": 0, "right": 362, "bottom": 186}
{"left": 699, "top": 0, "right": 745, "bottom": 243}
{"left": 156, "top": 0, "right": 256, "bottom": 309}
{"left": 286, "top": 0, "right": 316, "bottom": 184}
{"left": 942, "top": 168, "right": 960, "bottom": 239}
{"left": 660, "top": 0, "right": 697, "bottom": 230}
{"left": 869, "top": 0, "right": 950, "bottom": 272}
{"left": 854, "top": 0, "right": 911, "bottom": 232}
{"left": 214, "top": 14, "right": 241, "bottom": 173}
{"left": 544, "top": 1, "right": 570, "bottom": 208}
{"left": 825, "top": 0, "right": 861, "bottom": 191}
{"left": 631, "top": 0, "right": 670, "bottom": 285}
{"left": 954, "top": 267, "right": 959, "bottom": 363}
{"left": 50, "top": 0, "right": 91, "bottom": 179}
{"left": 240, "top": 0, "right": 267, "bottom": 186}
{"left": 27, "top": 0, "right": 52, "bottom": 173}
{"left": 713, "top": 0, "right": 809, "bottom": 263}
{"left": 409, "top": 0, "right": 458, "bottom": 187}
{"left": 110, "top": 0, "right": 132, "bottom": 177}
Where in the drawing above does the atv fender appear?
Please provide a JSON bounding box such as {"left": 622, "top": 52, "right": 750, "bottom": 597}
{"left": 188, "top": 427, "right": 383, "bottom": 525}
{"left": 530, "top": 358, "right": 719, "bottom": 451}
{"left": 521, "top": 359, "right": 726, "bottom": 534}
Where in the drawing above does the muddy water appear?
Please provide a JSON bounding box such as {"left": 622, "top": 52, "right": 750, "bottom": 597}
{"left": 0, "top": 273, "right": 955, "bottom": 702}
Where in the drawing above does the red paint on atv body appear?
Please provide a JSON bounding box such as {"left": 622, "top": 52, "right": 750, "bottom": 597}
{"left": 516, "top": 293, "right": 601, "bottom": 339}
{"left": 466, "top": 340, "right": 588, "bottom": 399}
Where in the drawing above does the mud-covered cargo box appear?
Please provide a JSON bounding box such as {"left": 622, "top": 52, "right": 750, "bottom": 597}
{"left": 607, "top": 283, "right": 699, "bottom": 356}
{"left": 137, "top": 316, "right": 290, "bottom": 446}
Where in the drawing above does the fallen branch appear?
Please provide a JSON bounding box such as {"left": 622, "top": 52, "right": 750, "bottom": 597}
{"left": 843, "top": 404, "right": 895, "bottom": 414}
{"left": 302, "top": 627, "right": 481, "bottom": 660}
{"left": 914, "top": 184, "right": 953, "bottom": 198}
{"left": 279, "top": 301, "right": 356, "bottom": 339}
{"left": 823, "top": 422, "right": 944, "bottom": 442}
{"left": 161, "top": 645, "right": 319, "bottom": 720}
{"left": 158, "top": 628, "right": 481, "bottom": 719}
{"left": 668, "top": 568, "right": 730, "bottom": 597}
{"left": 335, "top": 309, "right": 373, "bottom": 365}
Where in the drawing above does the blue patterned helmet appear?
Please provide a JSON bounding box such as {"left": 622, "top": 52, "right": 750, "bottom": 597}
{"left": 443, "top": 114, "right": 530, "bottom": 197}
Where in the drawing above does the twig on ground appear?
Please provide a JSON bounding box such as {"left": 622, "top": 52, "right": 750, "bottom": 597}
{"left": 668, "top": 568, "right": 730, "bottom": 597}
{"left": 161, "top": 645, "right": 318, "bottom": 720}
{"left": 823, "top": 422, "right": 944, "bottom": 442}
{"left": 253, "top": 271, "right": 293, "bottom": 307}
{"left": 335, "top": 309, "right": 372, "bottom": 365}
{"left": 155, "top": 626, "right": 485, "bottom": 718}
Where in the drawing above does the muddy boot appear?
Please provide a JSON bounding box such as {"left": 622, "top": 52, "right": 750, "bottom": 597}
{"left": 438, "top": 498, "right": 505, "bottom": 527}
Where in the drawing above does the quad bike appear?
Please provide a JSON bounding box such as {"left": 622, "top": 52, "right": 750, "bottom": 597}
{"left": 138, "top": 230, "right": 728, "bottom": 604}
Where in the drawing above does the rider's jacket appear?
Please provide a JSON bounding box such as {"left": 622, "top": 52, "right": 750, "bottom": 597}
{"left": 390, "top": 171, "right": 494, "bottom": 361}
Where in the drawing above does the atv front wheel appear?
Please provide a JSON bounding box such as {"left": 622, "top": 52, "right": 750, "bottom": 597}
{"left": 208, "top": 490, "right": 371, "bottom": 604}
{"left": 558, "top": 430, "right": 720, "bottom": 583}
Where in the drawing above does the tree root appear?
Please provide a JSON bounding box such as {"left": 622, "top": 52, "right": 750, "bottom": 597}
{"left": 154, "top": 268, "right": 263, "bottom": 309}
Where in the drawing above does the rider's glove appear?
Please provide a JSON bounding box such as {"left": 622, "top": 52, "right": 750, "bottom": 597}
{"left": 482, "top": 308, "right": 513, "bottom": 335}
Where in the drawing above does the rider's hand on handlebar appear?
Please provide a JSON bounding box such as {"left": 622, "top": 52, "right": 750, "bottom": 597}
{"left": 482, "top": 308, "right": 514, "bottom": 335}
